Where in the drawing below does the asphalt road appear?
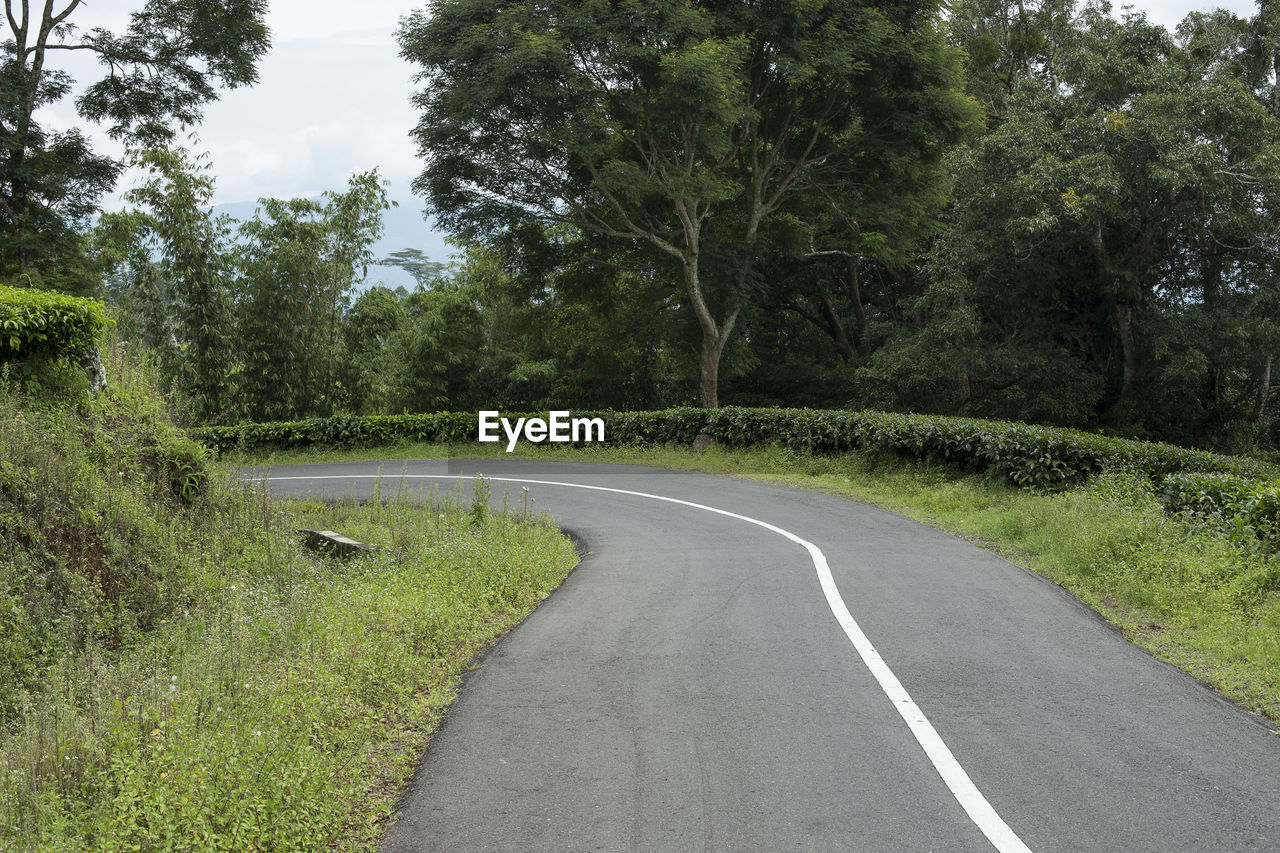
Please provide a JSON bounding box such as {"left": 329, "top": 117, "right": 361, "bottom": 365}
{"left": 253, "top": 458, "right": 1280, "bottom": 852}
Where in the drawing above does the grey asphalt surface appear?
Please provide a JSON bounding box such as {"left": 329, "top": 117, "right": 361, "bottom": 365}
{"left": 255, "top": 458, "right": 1280, "bottom": 853}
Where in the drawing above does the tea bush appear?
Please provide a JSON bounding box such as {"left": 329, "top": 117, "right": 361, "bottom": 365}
{"left": 198, "top": 406, "right": 1277, "bottom": 488}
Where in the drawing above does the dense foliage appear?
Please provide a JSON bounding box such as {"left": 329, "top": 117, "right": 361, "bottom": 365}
{"left": 11, "top": 0, "right": 1280, "bottom": 455}
{"left": 99, "top": 150, "right": 392, "bottom": 423}
{"left": 1160, "top": 471, "right": 1280, "bottom": 548}
{"left": 1, "top": 0, "right": 269, "bottom": 288}
{"left": 196, "top": 406, "right": 1278, "bottom": 484}
{"left": 0, "top": 283, "right": 107, "bottom": 359}
{"left": 398, "top": 0, "right": 976, "bottom": 406}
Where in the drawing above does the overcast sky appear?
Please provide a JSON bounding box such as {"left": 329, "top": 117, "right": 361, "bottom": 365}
{"left": 35, "top": 0, "right": 1266, "bottom": 264}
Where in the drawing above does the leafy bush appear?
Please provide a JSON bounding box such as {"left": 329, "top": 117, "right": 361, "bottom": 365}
{"left": 199, "top": 406, "right": 1278, "bottom": 489}
{"left": 1, "top": 282, "right": 110, "bottom": 397}
{"left": 143, "top": 425, "right": 211, "bottom": 504}
{"left": 0, "top": 282, "right": 107, "bottom": 360}
{"left": 1160, "top": 472, "right": 1280, "bottom": 548}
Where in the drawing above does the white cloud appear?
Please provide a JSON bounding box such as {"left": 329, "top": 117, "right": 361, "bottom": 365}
{"left": 266, "top": 1, "right": 417, "bottom": 42}
{"left": 1131, "top": 0, "right": 1258, "bottom": 29}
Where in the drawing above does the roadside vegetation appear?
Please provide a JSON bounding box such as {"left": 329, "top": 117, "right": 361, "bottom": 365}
{"left": 7, "top": 0, "right": 1280, "bottom": 844}
{"left": 233, "top": 439, "right": 1280, "bottom": 724}
{"left": 0, "top": 345, "right": 578, "bottom": 851}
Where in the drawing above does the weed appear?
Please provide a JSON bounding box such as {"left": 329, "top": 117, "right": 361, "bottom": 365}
{"left": 0, "top": 345, "right": 578, "bottom": 850}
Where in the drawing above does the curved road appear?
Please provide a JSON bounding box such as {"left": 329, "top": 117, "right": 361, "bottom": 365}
{"left": 254, "top": 458, "right": 1280, "bottom": 852}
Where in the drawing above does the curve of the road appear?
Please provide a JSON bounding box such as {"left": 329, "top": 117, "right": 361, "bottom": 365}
{"left": 253, "top": 458, "right": 1280, "bottom": 853}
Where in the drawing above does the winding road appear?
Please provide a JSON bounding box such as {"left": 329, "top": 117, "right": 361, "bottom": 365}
{"left": 254, "top": 458, "right": 1280, "bottom": 852}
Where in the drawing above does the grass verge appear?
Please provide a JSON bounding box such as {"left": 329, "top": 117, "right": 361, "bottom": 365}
{"left": 230, "top": 440, "right": 1280, "bottom": 724}
{"left": 0, "top": 350, "right": 579, "bottom": 851}
{"left": 1, "top": 480, "right": 577, "bottom": 852}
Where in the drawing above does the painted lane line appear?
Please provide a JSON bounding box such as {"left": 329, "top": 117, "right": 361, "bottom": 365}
{"left": 251, "top": 472, "right": 1033, "bottom": 853}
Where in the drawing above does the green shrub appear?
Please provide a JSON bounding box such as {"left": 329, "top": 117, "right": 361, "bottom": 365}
{"left": 1, "top": 282, "right": 110, "bottom": 398}
{"left": 1160, "top": 472, "right": 1280, "bottom": 549}
{"left": 143, "top": 426, "right": 211, "bottom": 504}
{"left": 198, "top": 407, "right": 1278, "bottom": 489}
{"left": 0, "top": 282, "right": 107, "bottom": 360}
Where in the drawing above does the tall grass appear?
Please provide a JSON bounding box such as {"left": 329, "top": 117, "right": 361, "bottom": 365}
{"left": 0, "top": 347, "right": 578, "bottom": 850}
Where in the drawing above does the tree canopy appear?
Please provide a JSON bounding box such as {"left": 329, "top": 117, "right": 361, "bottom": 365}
{"left": 0, "top": 0, "right": 269, "bottom": 287}
{"left": 398, "top": 0, "right": 977, "bottom": 406}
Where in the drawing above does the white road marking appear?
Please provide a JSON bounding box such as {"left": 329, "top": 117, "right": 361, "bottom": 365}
{"left": 250, "top": 471, "right": 1033, "bottom": 853}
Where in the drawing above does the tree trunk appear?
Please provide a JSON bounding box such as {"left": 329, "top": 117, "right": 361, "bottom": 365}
{"left": 681, "top": 254, "right": 739, "bottom": 408}
{"left": 1112, "top": 297, "right": 1136, "bottom": 401}
{"left": 699, "top": 332, "right": 725, "bottom": 408}
{"left": 75, "top": 347, "right": 107, "bottom": 394}
{"left": 817, "top": 293, "right": 857, "bottom": 361}
{"left": 956, "top": 366, "right": 972, "bottom": 413}
{"left": 1253, "top": 357, "right": 1272, "bottom": 425}
{"left": 841, "top": 261, "right": 871, "bottom": 358}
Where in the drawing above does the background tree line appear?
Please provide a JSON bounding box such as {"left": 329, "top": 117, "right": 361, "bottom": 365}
{"left": 7, "top": 0, "right": 1280, "bottom": 453}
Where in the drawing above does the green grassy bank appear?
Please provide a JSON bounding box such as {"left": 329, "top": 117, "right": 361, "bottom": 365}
{"left": 0, "top": 353, "right": 578, "bottom": 851}
{"left": 232, "top": 440, "right": 1280, "bottom": 724}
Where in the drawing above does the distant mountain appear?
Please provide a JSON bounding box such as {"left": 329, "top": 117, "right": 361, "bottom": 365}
{"left": 212, "top": 197, "right": 457, "bottom": 292}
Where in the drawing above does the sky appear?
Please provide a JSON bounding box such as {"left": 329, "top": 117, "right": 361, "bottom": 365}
{"left": 33, "top": 0, "right": 1266, "bottom": 281}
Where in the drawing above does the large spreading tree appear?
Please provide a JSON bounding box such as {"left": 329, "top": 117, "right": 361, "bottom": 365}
{"left": 399, "top": 0, "right": 976, "bottom": 406}
{"left": 1, "top": 0, "right": 269, "bottom": 288}
{"left": 842, "top": 0, "right": 1280, "bottom": 446}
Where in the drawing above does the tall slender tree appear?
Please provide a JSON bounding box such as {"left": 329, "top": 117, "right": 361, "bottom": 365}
{"left": 236, "top": 171, "right": 392, "bottom": 421}
{"left": 124, "top": 145, "right": 237, "bottom": 422}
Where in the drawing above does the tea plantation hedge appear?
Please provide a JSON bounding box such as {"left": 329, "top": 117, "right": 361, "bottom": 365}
{"left": 196, "top": 406, "right": 1277, "bottom": 487}
{"left": 1160, "top": 472, "right": 1280, "bottom": 547}
{"left": 0, "top": 282, "right": 107, "bottom": 360}
{"left": 197, "top": 407, "right": 1280, "bottom": 545}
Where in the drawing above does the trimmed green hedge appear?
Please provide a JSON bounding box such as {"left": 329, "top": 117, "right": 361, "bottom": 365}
{"left": 195, "top": 406, "right": 1278, "bottom": 487}
{"left": 0, "top": 283, "right": 108, "bottom": 360}
{"left": 1160, "top": 472, "right": 1280, "bottom": 547}
{"left": 198, "top": 407, "right": 1280, "bottom": 547}
{"left": 197, "top": 412, "right": 482, "bottom": 454}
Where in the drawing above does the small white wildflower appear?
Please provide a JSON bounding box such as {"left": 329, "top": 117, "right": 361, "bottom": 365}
{"left": 169, "top": 683, "right": 176, "bottom": 692}
{"left": 253, "top": 730, "right": 263, "bottom": 738}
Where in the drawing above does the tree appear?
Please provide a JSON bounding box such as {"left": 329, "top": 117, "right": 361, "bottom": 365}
{"left": 236, "top": 171, "right": 393, "bottom": 421}
{"left": 1, "top": 0, "right": 269, "bottom": 282}
{"left": 946, "top": 0, "right": 1080, "bottom": 124}
{"left": 379, "top": 247, "right": 451, "bottom": 288}
{"left": 881, "top": 2, "right": 1280, "bottom": 444}
{"left": 399, "top": 0, "right": 976, "bottom": 406}
{"left": 343, "top": 285, "right": 407, "bottom": 413}
{"left": 124, "top": 145, "right": 238, "bottom": 421}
